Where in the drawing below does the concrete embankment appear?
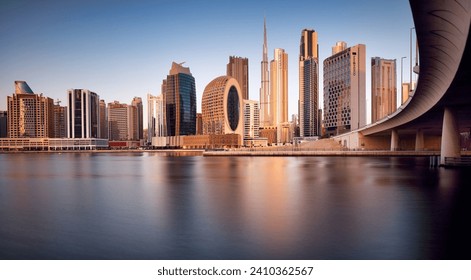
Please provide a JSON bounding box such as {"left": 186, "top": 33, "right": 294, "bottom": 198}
{"left": 203, "top": 150, "right": 441, "bottom": 157}
{"left": 1, "top": 149, "right": 205, "bottom": 155}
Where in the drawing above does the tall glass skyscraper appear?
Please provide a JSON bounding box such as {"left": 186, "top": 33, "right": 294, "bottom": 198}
{"left": 299, "top": 29, "right": 319, "bottom": 137}
{"left": 0, "top": 111, "right": 7, "bottom": 138}
{"left": 67, "top": 89, "right": 100, "bottom": 138}
{"left": 165, "top": 62, "right": 196, "bottom": 136}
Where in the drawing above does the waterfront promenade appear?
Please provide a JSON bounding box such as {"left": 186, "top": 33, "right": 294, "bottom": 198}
{"left": 203, "top": 150, "right": 442, "bottom": 157}
{"left": 2, "top": 138, "right": 470, "bottom": 159}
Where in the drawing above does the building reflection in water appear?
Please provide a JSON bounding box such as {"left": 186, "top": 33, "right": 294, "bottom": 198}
{"left": 1, "top": 154, "right": 470, "bottom": 259}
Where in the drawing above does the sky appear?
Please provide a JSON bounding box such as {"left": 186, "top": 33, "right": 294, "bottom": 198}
{"left": 0, "top": 0, "right": 415, "bottom": 126}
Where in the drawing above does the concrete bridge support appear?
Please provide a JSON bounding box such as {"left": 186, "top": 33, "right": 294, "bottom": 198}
{"left": 391, "top": 129, "right": 399, "bottom": 151}
{"left": 415, "top": 129, "right": 424, "bottom": 151}
{"left": 440, "top": 107, "right": 460, "bottom": 164}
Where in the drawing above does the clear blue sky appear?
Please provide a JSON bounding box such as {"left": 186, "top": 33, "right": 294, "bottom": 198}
{"left": 0, "top": 0, "right": 414, "bottom": 125}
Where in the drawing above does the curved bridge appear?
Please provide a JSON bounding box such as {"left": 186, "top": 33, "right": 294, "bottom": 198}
{"left": 338, "top": 0, "right": 471, "bottom": 164}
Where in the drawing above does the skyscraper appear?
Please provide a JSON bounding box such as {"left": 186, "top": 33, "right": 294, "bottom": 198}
{"left": 67, "top": 89, "right": 100, "bottom": 138}
{"left": 243, "top": 100, "right": 260, "bottom": 139}
{"left": 0, "top": 111, "right": 8, "bottom": 138}
{"left": 165, "top": 62, "right": 196, "bottom": 136}
{"left": 147, "top": 93, "right": 166, "bottom": 141}
{"left": 299, "top": 29, "right": 319, "bottom": 137}
{"left": 324, "top": 42, "right": 366, "bottom": 136}
{"left": 227, "top": 56, "right": 249, "bottom": 100}
{"left": 131, "top": 97, "right": 143, "bottom": 140}
{"left": 201, "top": 76, "right": 244, "bottom": 140}
{"left": 259, "top": 18, "right": 270, "bottom": 127}
{"left": 371, "top": 57, "right": 397, "bottom": 123}
{"left": 53, "top": 103, "right": 67, "bottom": 138}
{"left": 7, "top": 81, "right": 54, "bottom": 138}
{"left": 270, "top": 48, "right": 288, "bottom": 143}
{"left": 108, "top": 101, "right": 129, "bottom": 141}
{"left": 99, "top": 99, "right": 108, "bottom": 139}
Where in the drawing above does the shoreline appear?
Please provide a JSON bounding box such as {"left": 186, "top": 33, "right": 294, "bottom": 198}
{"left": 0, "top": 149, "right": 448, "bottom": 157}
{"left": 202, "top": 150, "right": 442, "bottom": 157}
{"left": 2, "top": 149, "right": 471, "bottom": 157}
{"left": 0, "top": 149, "right": 205, "bottom": 155}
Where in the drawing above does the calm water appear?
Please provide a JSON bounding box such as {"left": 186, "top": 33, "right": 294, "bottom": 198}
{"left": 0, "top": 153, "right": 470, "bottom": 260}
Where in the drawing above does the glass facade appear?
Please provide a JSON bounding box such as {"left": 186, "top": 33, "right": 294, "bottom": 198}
{"left": 324, "top": 52, "right": 352, "bottom": 134}
{"left": 166, "top": 73, "right": 196, "bottom": 136}
{"left": 74, "top": 90, "right": 83, "bottom": 138}
{"left": 68, "top": 89, "right": 100, "bottom": 138}
{"left": 0, "top": 111, "right": 7, "bottom": 138}
{"left": 227, "top": 86, "right": 240, "bottom": 131}
{"left": 90, "top": 93, "right": 99, "bottom": 138}
{"left": 301, "top": 58, "right": 319, "bottom": 137}
{"left": 14, "top": 81, "right": 34, "bottom": 94}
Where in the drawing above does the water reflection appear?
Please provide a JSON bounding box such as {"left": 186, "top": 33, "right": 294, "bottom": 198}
{"left": 0, "top": 154, "right": 470, "bottom": 259}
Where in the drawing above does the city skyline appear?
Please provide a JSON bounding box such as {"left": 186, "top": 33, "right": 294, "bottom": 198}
{"left": 0, "top": 0, "right": 415, "bottom": 124}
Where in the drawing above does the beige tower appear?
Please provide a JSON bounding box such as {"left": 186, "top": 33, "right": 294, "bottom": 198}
{"left": 99, "top": 99, "right": 107, "bottom": 139}
{"left": 108, "top": 101, "right": 129, "bottom": 141}
{"left": 243, "top": 100, "right": 260, "bottom": 139}
{"left": 7, "top": 81, "right": 54, "bottom": 138}
{"left": 259, "top": 18, "right": 271, "bottom": 128}
{"left": 371, "top": 57, "right": 397, "bottom": 123}
{"left": 401, "top": 82, "right": 411, "bottom": 104}
{"left": 131, "top": 97, "right": 143, "bottom": 140}
{"left": 201, "top": 76, "right": 244, "bottom": 145}
{"left": 270, "top": 48, "right": 288, "bottom": 143}
{"left": 53, "top": 103, "right": 67, "bottom": 138}
{"left": 227, "top": 56, "right": 249, "bottom": 100}
{"left": 332, "top": 41, "right": 347, "bottom": 55}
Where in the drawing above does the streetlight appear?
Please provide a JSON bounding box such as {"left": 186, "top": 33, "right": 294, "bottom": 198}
{"left": 401, "top": 56, "right": 407, "bottom": 104}
{"left": 410, "top": 27, "right": 415, "bottom": 92}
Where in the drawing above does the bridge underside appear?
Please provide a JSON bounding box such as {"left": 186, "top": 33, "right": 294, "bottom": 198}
{"left": 337, "top": 0, "right": 471, "bottom": 164}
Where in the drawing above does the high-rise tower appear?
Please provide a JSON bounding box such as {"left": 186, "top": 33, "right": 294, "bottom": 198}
{"left": 7, "top": 81, "right": 54, "bottom": 138}
{"left": 260, "top": 18, "right": 270, "bottom": 127}
{"left": 323, "top": 42, "right": 366, "bottom": 136}
{"left": 299, "top": 29, "right": 319, "bottom": 137}
{"left": 165, "top": 62, "right": 196, "bottom": 136}
{"left": 227, "top": 56, "right": 249, "bottom": 100}
{"left": 131, "top": 97, "right": 143, "bottom": 140}
{"left": 371, "top": 57, "right": 397, "bottom": 123}
{"left": 108, "top": 101, "right": 130, "bottom": 141}
{"left": 270, "top": 48, "right": 288, "bottom": 143}
{"left": 147, "top": 93, "right": 166, "bottom": 141}
{"left": 67, "top": 89, "right": 100, "bottom": 139}
{"left": 0, "top": 111, "right": 7, "bottom": 138}
{"left": 99, "top": 99, "right": 108, "bottom": 139}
